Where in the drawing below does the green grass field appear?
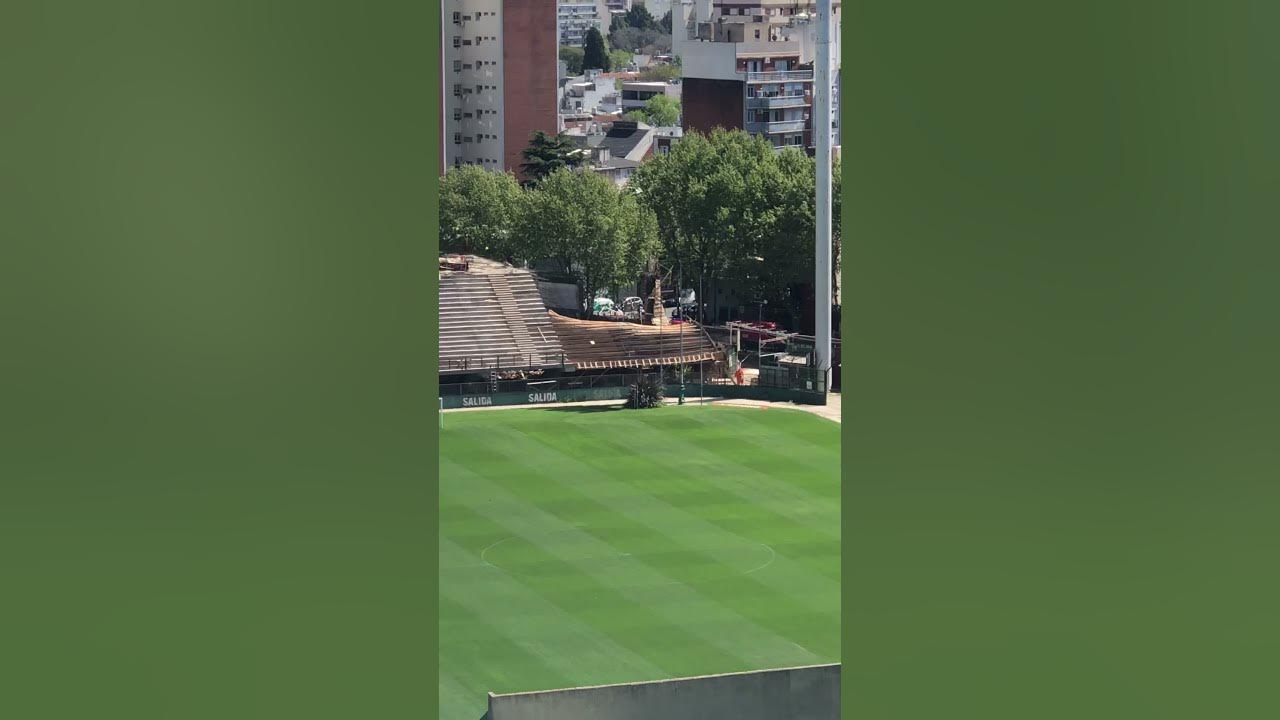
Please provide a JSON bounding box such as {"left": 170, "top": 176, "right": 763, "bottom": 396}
{"left": 439, "top": 404, "right": 840, "bottom": 719}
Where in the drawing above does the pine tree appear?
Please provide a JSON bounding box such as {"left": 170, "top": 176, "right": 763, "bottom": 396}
{"left": 520, "top": 131, "right": 588, "bottom": 184}
{"left": 582, "top": 27, "right": 610, "bottom": 71}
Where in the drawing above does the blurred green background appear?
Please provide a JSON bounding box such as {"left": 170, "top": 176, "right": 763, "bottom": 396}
{"left": 844, "top": 1, "right": 1280, "bottom": 717}
{"left": 1, "top": 3, "right": 437, "bottom": 717}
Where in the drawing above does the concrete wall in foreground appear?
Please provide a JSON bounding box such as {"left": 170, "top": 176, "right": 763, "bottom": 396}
{"left": 488, "top": 664, "right": 839, "bottom": 720}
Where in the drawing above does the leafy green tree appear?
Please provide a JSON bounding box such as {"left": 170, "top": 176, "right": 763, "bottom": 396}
{"left": 515, "top": 169, "right": 659, "bottom": 314}
{"left": 559, "top": 45, "right": 584, "bottom": 75}
{"left": 660, "top": 10, "right": 672, "bottom": 33}
{"left": 609, "top": 49, "right": 634, "bottom": 70}
{"left": 638, "top": 63, "right": 679, "bottom": 82}
{"left": 438, "top": 165, "right": 523, "bottom": 259}
{"left": 624, "top": 5, "right": 658, "bottom": 30}
{"left": 582, "top": 27, "right": 610, "bottom": 71}
{"left": 520, "top": 131, "right": 588, "bottom": 184}
{"left": 625, "top": 94, "right": 680, "bottom": 126}
{"left": 632, "top": 129, "right": 837, "bottom": 325}
{"left": 610, "top": 26, "right": 670, "bottom": 54}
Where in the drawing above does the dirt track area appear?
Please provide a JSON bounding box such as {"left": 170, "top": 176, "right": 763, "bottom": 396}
{"left": 442, "top": 392, "right": 841, "bottom": 424}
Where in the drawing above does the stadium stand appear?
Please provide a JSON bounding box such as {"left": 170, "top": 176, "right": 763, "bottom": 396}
{"left": 440, "top": 255, "right": 723, "bottom": 378}
{"left": 439, "top": 257, "right": 567, "bottom": 374}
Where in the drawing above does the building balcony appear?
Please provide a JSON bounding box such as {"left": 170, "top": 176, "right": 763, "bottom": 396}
{"left": 746, "top": 119, "right": 808, "bottom": 134}
{"left": 746, "top": 70, "right": 814, "bottom": 83}
{"left": 746, "top": 94, "right": 810, "bottom": 110}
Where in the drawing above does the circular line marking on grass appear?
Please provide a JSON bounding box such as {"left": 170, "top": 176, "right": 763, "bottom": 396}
{"left": 480, "top": 536, "right": 517, "bottom": 570}
{"left": 743, "top": 543, "right": 777, "bottom": 575}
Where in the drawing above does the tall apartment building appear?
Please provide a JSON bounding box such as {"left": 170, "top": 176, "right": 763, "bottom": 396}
{"left": 674, "top": 0, "right": 840, "bottom": 152}
{"left": 558, "top": 0, "right": 608, "bottom": 46}
{"left": 444, "top": 1, "right": 560, "bottom": 175}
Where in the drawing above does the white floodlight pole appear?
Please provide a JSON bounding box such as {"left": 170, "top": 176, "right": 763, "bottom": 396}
{"left": 814, "top": 0, "right": 834, "bottom": 396}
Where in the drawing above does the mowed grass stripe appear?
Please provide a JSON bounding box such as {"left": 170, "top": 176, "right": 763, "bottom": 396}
{"left": 442, "top": 458, "right": 818, "bottom": 669}
{"left": 440, "top": 407, "right": 839, "bottom": 719}
{"left": 440, "top": 502, "right": 742, "bottom": 677}
{"left": 500, "top": 428, "right": 839, "bottom": 622}
{"left": 440, "top": 538, "right": 670, "bottom": 682}
{"left": 589, "top": 412, "right": 841, "bottom": 536}
{"left": 439, "top": 595, "right": 575, "bottom": 719}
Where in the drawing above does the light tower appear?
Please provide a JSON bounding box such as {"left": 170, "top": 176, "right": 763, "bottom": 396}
{"left": 814, "top": 0, "right": 834, "bottom": 396}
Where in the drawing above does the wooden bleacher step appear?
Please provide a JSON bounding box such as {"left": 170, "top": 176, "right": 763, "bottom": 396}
{"left": 488, "top": 274, "right": 538, "bottom": 357}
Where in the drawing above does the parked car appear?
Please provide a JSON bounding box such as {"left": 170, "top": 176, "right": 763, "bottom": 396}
{"left": 738, "top": 321, "right": 780, "bottom": 341}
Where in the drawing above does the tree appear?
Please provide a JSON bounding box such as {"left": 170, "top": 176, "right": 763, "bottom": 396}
{"left": 609, "top": 49, "right": 633, "bottom": 71}
{"left": 520, "top": 131, "right": 588, "bottom": 184}
{"left": 631, "top": 129, "right": 832, "bottom": 326}
{"left": 638, "top": 63, "right": 679, "bottom": 82}
{"left": 559, "top": 45, "right": 584, "bottom": 75}
{"left": 624, "top": 5, "right": 658, "bottom": 30}
{"left": 515, "top": 169, "right": 659, "bottom": 315}
{"left": 660, "top": 10, "right": 672, "bottom": 33}
{"left": 626, "top": 94, "right": 680, "bottom": 126}
{"left": 582, "top": 27, "right": 610, "bottom": 71}
{"left": 438, "top": 165, "right": 523, "bottom": 259}
{"left": 610, "top": 26, "right": 669, "bottom": 54}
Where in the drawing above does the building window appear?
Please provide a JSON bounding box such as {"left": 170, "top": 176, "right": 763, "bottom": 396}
{"left": 462, "top": 39, "right": 471, "bottom": 45}
{"left": 453, "top": 108, "right": 461, "bottom": 120}
{"left": 452, "top": 84, "right": 461, "bottom": 96}
{"left": 453, "top": 60, "right": 462, "bottom": 72}
{"left": 452, "top": 12, "right": 460, "bottom": 24}
{"left": 453, "top": 133, "right": 461, "bottom": 144}
{"left": 476, "top": 85, "right": 483, "bottom": 93}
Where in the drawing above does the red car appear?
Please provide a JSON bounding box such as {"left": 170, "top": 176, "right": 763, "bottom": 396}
{"left": 738, "top": 321, "right": 779, "bottom": 341}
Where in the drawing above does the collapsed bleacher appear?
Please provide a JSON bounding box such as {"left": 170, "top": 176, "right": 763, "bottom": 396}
{"left": 439, "top": 256, "right": 723, "bottom": 377}
{"left": 439, "top": 257, "right": 566, "bottom": 374}
{"left": 548, "top": 311, "right": 720, "bottom": 370}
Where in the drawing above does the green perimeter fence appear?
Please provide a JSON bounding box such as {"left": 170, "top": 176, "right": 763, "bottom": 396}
{"left": 439, "top": 370, "right": 827, "bottom": 410}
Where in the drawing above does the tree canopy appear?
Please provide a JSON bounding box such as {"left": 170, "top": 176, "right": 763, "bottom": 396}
{"left": 631, "top": 129, "right": 841, "bottom": 326}
{"left": 623, "top": 5, "right": 659, "bottom": 31}
{"left": 638, "top": 63, "right": 679, "bottom": 82}
{"left": 438, "top": 165, "right": 522, "bottom": 259}
{"left": 514, "top": 169, "right": 659, "bottom": 312}
{"left": 520, "top": 131, "right": 588, "bottom": 184}
{"left": 559, "top": 45, "right": 584, "bottom": 75}
{"left": 624, "top": 94, "right": 680, "bottom": 127}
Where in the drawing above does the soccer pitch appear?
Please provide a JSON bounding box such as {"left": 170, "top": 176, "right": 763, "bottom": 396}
{"left": 439, "top": 404, "right": 840, "bottom": 719}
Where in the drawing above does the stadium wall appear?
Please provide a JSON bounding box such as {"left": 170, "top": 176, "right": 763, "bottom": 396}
{"left": 487, "top": 664, "right": 840, "bottom": 720}
{"left": 439, "top": 384, "right": 827, "bottom": 410}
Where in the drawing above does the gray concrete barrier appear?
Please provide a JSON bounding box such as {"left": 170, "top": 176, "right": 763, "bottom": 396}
{"left": 487, "top": 664, "right": 839, "bottom": 720}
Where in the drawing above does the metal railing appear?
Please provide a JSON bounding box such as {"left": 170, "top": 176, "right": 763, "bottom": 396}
{"left": 746, "top": 94, "right": 809, "bottom": 110}
{"left": 438, "top": 352, "right": 568, "bottom": 374}
{"left": 746, "top": 119, "right": 807, "bottom": 134}
{"left": 745, "top": 70, "right": 814, "bottom": 83}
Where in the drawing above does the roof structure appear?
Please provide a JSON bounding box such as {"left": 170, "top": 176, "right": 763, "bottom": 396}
{"left": 569, "top": 121, "right": 654, "bottom": 161}
{"left": 549, "top": 311, "right": 722, "bottom": 369}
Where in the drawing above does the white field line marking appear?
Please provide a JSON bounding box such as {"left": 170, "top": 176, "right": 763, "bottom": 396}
{"left": 744, "top": 543, "right": 777, "bottom": 575}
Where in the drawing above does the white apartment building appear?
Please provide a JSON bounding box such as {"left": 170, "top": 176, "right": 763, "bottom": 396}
{"left": 444, "top": 1, "right": 559, "bottom": 174}
{"left": 558, "top": 0, "right": 608, "bottom": 46}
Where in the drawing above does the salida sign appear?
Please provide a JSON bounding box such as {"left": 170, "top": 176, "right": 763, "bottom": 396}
{"left": 458, "top": 392, "right": 558, "bottom": 407}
